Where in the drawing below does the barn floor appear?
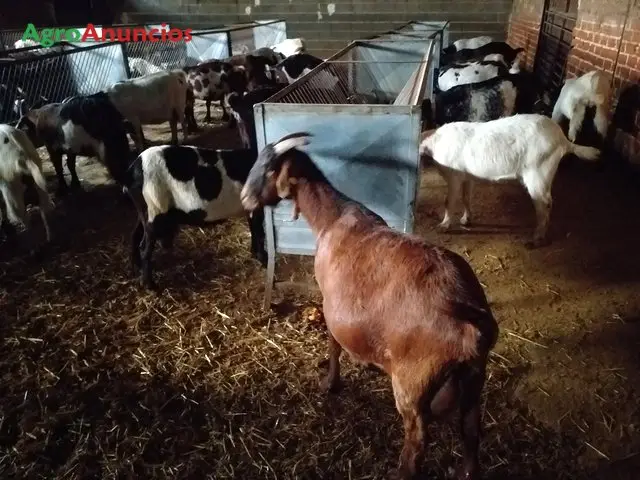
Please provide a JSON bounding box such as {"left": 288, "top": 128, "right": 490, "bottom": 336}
{"left": 0, "top": 101, "right": 639, "bottom": 480}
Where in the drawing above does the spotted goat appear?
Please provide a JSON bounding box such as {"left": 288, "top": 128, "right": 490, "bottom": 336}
{"left": 125, "top": 144, "right": 267, "bottom": 290}
{"left": 16, "top": 92, "right": 133, "bottom": 195}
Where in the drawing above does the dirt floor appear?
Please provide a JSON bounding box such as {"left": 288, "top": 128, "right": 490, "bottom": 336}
{"left": 0, "top": 101, "right": 639, "bottom": 479}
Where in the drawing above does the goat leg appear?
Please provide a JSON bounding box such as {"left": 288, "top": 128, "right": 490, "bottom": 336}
{"left": 460, "top": 180, "right": 472, "bottom": 227}
{"left": 66, "top": 154, "right": 82, "bottom": 190}
{"left": 140, "top": 223, "right": 158, "bottom": 291}
{"left": 170, "top": 108, "right": 179, "bottom": 145}
{"left": 450, "top": 368, "right": 485, "bottom": 480}
{"left": 205, "top": 99, "right": 213, "bottom": 123}
{"left": 392, "top": 375, "right": 427, "bottom": 480}
{"left": 48, "top": 149, "right": 69, "bottom": 196}
{"left": 320, "top": 331, "right": 343, "bottom": 393}
{"left": 130, "top": 220, "right": 145, "bottom": 273}
{"left": 247, "top": 209, "right": 267, "bottom": 266}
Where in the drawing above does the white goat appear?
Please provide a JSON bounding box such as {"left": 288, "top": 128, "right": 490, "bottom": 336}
{"left": 452, "top": 36, "right": 493, "bottom": 51}
{"left": 0, "top": 124, "right": 53, "bottom": 242}
{"left": 272, "top": 38, "right": 306, "bottom": 58}
{"left": 551, "top": 70, "right": 611, "bottom": 142}
{"left": 438, "top": 60, "right": 508, "bottom": 91}
{"left": 419, "top": 114, "right": 601, "bottom": 248}
{"left": 128, "top": 57, "right": 164, "bottom": 77}
{"left": 105, "top": 69, "right": 188, "bottom": 151}
{"left": 11, "top": 38, "right": 64, "bottom": 57}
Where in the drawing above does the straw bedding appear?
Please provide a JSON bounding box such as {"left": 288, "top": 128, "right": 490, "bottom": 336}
{"left": 0, "top": 102, "right": 639, "bottom": 479}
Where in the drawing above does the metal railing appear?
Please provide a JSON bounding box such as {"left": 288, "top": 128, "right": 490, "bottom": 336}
{"left": 0, "top": 19, "right": 288, "bottom": 122}
{"left": 0, "top": 42, "right": 127, "bottom": 124}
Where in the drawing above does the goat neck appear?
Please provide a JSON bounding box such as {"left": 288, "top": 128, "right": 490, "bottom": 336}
{"left": 287, "top": 155, "right": 349, "bottom": 237}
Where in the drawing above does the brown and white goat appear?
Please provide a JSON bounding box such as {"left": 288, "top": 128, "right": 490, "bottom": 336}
{"left": 240, "top": 132, "right": 499, "bottom": 480}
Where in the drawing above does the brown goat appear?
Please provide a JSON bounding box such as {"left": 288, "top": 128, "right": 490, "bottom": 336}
{"left": 240, "top": 132, "right": 499, "bottom": 480}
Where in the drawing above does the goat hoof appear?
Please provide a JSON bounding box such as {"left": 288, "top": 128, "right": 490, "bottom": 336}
{"left": 320, "top": 376, "right": 342, "bottom": 394}
{"left": 254, "top": 250, "right": 268, "bottom": 267}
{"left": 436, "top": 222, "right": 451, "bottom": 232}
{"left": 140, "top": 278, "right": 159, "bottom": 292}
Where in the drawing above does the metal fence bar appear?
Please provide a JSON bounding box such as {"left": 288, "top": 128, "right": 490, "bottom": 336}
{"left": 0, "top": 42, "right": 128, "bottom": 124}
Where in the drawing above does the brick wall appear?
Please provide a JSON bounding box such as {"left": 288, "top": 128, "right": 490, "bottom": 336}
{"left": 508, "top": 0, "right": 640, "bottom": 166}
{"left": 117, "top": 0, "right": 513, "bottom": 59}
{"left": 506, "top": 0, "right": 543, "bottom": 70}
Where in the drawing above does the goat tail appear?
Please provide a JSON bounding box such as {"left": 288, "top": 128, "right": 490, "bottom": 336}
{"left": 569, "top": 143, "right": 601, "bottom": 162}
{"left": 455, "top": 302, "right": 499, "bottom": 359}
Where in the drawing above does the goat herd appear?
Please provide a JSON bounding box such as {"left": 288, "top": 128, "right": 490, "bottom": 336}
{"left": 0, "top": 32, "right": 619, "bottom": 480}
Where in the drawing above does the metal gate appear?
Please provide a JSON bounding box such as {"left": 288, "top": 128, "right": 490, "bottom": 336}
{"left": 534, "top": 0, "right": 579, "bottom": 101}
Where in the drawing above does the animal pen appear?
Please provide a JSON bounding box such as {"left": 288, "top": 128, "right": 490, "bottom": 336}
{"left": 0, "top": 20, "right": 288, "bottom": 123}
{"left": 254, "top": 22, "right": 447, "bottom": 308}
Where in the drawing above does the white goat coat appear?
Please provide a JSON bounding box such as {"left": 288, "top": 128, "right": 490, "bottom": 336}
{"left": 107, "top": 70, "right": 187, "bottom": 125}
{"left": 128, "top": 57, "right": 164, "bottom": 76}
{"left": 420, "top": 114, "right": 599, "bottom": 183}
{"left": 0, "top": 124, "right": 53, "bottom": 238}
{"left": 139, "top": 146, "right": 245, "bottom": 223}
{"left": 452, "top": 36, "right": 493, "bottom": 51}
{"left": 272, "top": 38, "right": 306, "bottom": 58}
{"left": 419, "top": 114, "right": 600, "bottom": 244}
{"left": 551, "top": 70, "right": 611, "bottom": 141}
{"left": 106, "top": 70, "right": 188, "bottom": 149}
{"left": 438, "top": 61, "right": 505, "bottom": 91}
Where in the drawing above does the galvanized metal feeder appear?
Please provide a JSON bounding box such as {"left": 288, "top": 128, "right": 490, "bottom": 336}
{"left": 253, "top": 22, "right": 448, "bottom": 308}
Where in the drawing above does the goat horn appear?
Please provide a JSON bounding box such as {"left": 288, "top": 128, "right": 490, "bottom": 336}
{"left": 273, "top": 132, "right": 312, "bottom": 156}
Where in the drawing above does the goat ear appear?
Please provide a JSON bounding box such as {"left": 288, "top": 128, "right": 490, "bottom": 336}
{"left": 275, "top": 159, "right": 295, "bottom": 198}
{"left": 273, "top": 132, "right": 312, "bottom": 156}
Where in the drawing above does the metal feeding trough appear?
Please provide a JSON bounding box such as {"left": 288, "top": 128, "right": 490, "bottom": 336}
{"left": 253, "top": 22, "right": 447, "bottom": 308}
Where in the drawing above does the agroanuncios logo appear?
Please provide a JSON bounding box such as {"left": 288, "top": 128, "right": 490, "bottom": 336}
{"left": 21, "top": 23, "right": 193, "bottom": 47}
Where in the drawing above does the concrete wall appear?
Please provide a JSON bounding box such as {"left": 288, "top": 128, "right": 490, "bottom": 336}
{"left": 118, "top": 0, "right": 513, "bottom": 58}
{"left": 508, "top": 0, "right": 640, "bottom": 166}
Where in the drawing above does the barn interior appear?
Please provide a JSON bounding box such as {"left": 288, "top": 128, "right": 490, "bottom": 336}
{"left": 0, "top": 1, "right": 639, "bottom": 479}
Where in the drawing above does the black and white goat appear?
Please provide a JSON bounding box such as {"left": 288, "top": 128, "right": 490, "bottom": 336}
{"left": 125, "top": 145, "right": 267, "bottom": 290}
{"left": 0, "top": 124, "right": 53, "bottom": 243}
{"left": 437, "top": 60, "right": 510, "bottom": 92}
{"left": 442, "top": 35, "right": 493, "bottom": 55}
{"left": 442, "top": 42, "right": 524, "bottom": 69}
{"left": 271, "top": 38, "right": 306, "bottom": 58}
{"left": 124, "top": 84, "right": 286, "bottom": 289}
{"left": 270, "top": 53, "right": 325, "bottom": 85}
{"left": 424, "top": 72, "right": 540, "bottom": 127}
{"left": 227, "top": 84, "right": 286, "bottom": 150}
{"left": 551, "top": 70, "right": 611, "bottom": 145}
{"left": 16, "top": 92, "right": 133, "bottom": 195}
